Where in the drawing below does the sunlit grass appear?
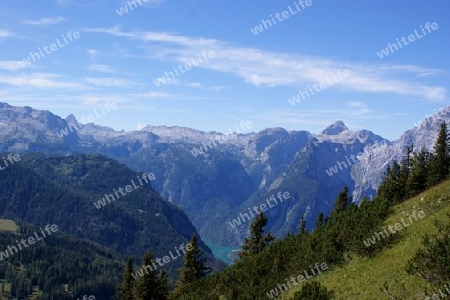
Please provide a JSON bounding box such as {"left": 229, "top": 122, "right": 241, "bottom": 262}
{"left": 281, "top": 181, "right": 450, "bottom": 299}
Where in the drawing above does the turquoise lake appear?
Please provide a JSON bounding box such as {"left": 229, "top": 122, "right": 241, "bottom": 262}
{"left": 204, "top": 241, "right": 239, "bottom": 265}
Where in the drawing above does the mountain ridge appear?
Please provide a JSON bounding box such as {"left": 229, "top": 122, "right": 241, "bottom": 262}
{"left": 0, "top": 102, "right": 447, "bottom": 247}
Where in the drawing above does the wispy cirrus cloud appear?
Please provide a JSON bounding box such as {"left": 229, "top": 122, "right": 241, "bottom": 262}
{"left": 162, "top": 79, "right": 204, "bottom": 88}
{"left": 85, "top": 77, "right": 139, "bottom": 88}
{"left": 88, "top": 64, "right": 118, "bottom": 73}
{"left": 131, "top": 92, "right": 227, "bottom": 100}
{"left": 84, "top": 26, "right": 446, "bottom": 101}
{"left": 0, "top": 61, "right": 28, "bottom": 70}
{"left": 0, "top": 73, "right": 84, "bottom": 89}
{"left": 86, "top": 49, "right": 99, "bottom": 60}
{"left": 348, "top": 101, "right": 371, "bottom": 115}
{"left": 0, "top": 30, "right": 15, "bottom": 38}
{"left": 20, "top": 17, "right": 67, "bottom": 25}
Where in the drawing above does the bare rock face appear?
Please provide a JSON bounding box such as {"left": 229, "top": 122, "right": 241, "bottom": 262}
{"left": 352, "top": 106, "right": 450, "bottom": 203}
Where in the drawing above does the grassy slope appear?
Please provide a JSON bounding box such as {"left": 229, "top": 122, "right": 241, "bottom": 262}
{"left": 281, "top": 181, "right": 450, "bottom": 300}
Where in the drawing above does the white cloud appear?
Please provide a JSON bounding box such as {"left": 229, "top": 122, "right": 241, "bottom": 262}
{"left": 20, "top": 17, "right": 66, "bottom": 25}
{"left": 0, "top": 30, "right": 14, "bottom": 38}
{"left": 130, "top": 92, "right": 225, "bottom": 100}
{"left": 210, "top": 86, "right": 226, "bottom": 92}
{"left": 348, "top": 101, "right": 371, "bottom": 115}
{"left": 132, "top": 91, "right": 180, "bottom": 98}
{"left": 88, "top": 64, "right": 118, "bottom": 73}
{"left": 84, "top": 26, "right": 446, "bottom": 101}
{"left": 85, "top": 77, "right": 138, "bottom": 88}
{"left": 0, "top": 73, "right": 84, "bottom": 89}
{"left": 87, "top": 49, "right": 99, "bottom": 59}
{"left": 0, "top": 61, "right": 27, "bottom": 70}
{"left": 162, "top": 79, "right": 205, "bottom": 88}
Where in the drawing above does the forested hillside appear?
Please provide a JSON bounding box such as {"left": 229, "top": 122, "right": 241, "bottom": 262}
{"left": 0, "top": 153, "right": 225, "bottom": 299}
{"left": 0, "top": 221, "right": 123, "bottom": 299}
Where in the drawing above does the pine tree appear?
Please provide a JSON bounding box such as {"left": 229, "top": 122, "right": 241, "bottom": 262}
{"left": 427, "top": 122, "right": 450, "bottom": 187}
{"left": 239, "top": 212, "right": 275, "bottom": 259}
{"left": 298, "top": 215, "right": 308, "bottom": 235}
{"left": 359, "top": 196, "right": 369, "bottom": 207}
{"left": 332, "top": 186, "right": 349, "bottom": 215}
{"left": 377, "top": 161, "right": 402, "bottom": 204}
{"left": 133, "top": 252, "right": 163, "bottom": 300}
{"left": 314, "top": 213, "right": 324, "bottom": 230}
{"left": 406, "top": 216, "right": 450, "bottom": 285}
{"left": 118, "top": 258, "right": 134, "bottom": 300}
{"left": 406, "top": 147, "right": 429, "bottom": 197}
{"left": 175, "top": 235, "right": 210, "bottom": 291}
{"left": 398, "top": 146, "right": 413, "bottom": 201}
{"left": 156, "top": 270, "right": 170, "bottom": 298}
{"left": 293, "top": 281, "right": 334, "bottom": 299}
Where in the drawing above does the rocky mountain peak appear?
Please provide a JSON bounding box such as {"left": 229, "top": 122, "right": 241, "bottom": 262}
{"left": 320, "top": 121, "right": 348, "bottom": 135}
{"left": 65, "top": 114, "right": 78, "bottom": 124}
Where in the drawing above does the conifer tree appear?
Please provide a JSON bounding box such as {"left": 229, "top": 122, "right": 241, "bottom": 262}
{"left": 314, "top": 213, "right": 324, "bottom": 230}
{"left": 239, "top": 212, "right": 275, "bottom": 259}
{"left": 377, "top": 161, "right": 402, "bottom": 204}
{"left": 298, "top": 215, "right": 308, "bottom": 235}
{"left": 359, "top": 196, "right": 369, "bottom": 207}
{"left": 398, "top": 146, "right": 413, "bottom": 201}
{"left": 156, "top": 269, "right": 170, "bottom": 298}
{"left": 406, "top": 217, "right": 450, "bottom": 285}
{"left": 175, "top": 235, "right": 210, "bottom": 291}
{"left": 118, "top": 258, "right": 134, "bottom": 300}
{"left": 293, "top": 281, "right": 334, "bottom": 299}
{"left": 133, "top": 252, "right": 165, "bottom": 300}
{"left": 332, "top": 186, "right": 349, "bottom": 215}
{"left": 406, "top": 147, "right": 429, "bottom": 197}
{"left": 427, "top": 121, "right": 450, "bottom": 187}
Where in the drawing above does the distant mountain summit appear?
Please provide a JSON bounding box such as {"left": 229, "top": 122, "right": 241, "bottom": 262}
{"left": 321, "top": 121, "right": 349, "bottom": 135}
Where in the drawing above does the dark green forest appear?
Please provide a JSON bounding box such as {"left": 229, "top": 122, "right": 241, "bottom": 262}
{"left": 0, "top": 153, "right": 223, "bottom": 299}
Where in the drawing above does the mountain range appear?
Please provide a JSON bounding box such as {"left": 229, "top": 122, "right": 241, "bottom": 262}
{"left": 0, "top": 102, "right": 448, "bottom": 248}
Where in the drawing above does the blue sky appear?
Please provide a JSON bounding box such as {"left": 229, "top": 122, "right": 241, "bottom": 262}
{"left": 0, "top": 0, "right": 448, "bottom": 140}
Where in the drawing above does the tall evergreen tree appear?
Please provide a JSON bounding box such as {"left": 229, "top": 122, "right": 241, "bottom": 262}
{"left": 332, "top": 186, "right": 349, "bottom": 215}
{"left": 298, "top": 215, "right": 308, "bottom": 235}
{"left": 406, "top": 147, "right": 429, "bottom": 197}
{"left": 427, "top": 121, "right": 450, "bottom": 187}
{"left": 156, "top": 270, "right": 170, "bottom": 299}
{"left": 175, "top": 235, "right": 210, "bottom": 291}
{"left": 314, "top": 213, "right": 325, "bottom": 230}
{"left": 239, "top": 212, "right": 275, "bottom": 259}
{"left": 133, "top": 252, "right": 166, "bottom": 300}
{"left": 118, "top": 258, "right": 134, "bottom": 300}
{"left": 377, "top": 161, "right": 402, "bottom": 204}
{"left": 398, "top": 146, "right": 413, "bottom": 201}
{"left": 293, "top": 281, "right": 334, "bottom": 299}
